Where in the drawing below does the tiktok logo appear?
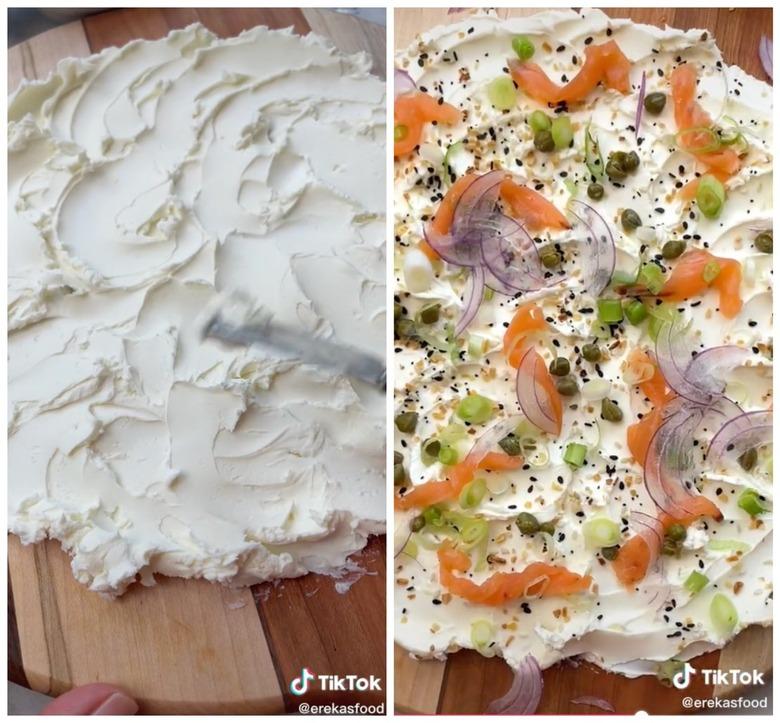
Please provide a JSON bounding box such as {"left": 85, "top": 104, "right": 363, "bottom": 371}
{"left": 673, "top": 662, "right": 696, "bottom": 690}
{"left": 290, "top": 667, "right": 315, "bottom": 696}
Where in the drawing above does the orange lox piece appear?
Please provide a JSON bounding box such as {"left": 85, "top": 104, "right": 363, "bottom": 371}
{"left": 508, "top": 40, "right": 631, "bottom": 105}
{"left": 499, "top": 178, "right": 570, "bottom": 232}
{"left": 612, "top": 534, "right": 653, "bottom": 588}
{"left": 503, "top": 303, "right": 549, "bottom": 368}
{"left": 438, "top": 544, "right": 592, "bottom": 605}
{"left": 678, "top": 169, "right": 730, "bottom": 201}
{"left": 430, "top": 172, "right": 479, "bottom": 236}
{"left": 394, "top": 452, "right": 524, "bottom": 511}
{"left": 660, "top": 248, "right": 743, "bottom": 319}
{"left": 659, "top": 497, "right": 724, "bottom": 528}
{"left": 394, "top": 92, "right": 460, "bottom": 157}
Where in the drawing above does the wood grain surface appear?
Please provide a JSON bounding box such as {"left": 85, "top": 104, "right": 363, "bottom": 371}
{"left": 8, "top": 7, "right": 386, "bottom": 715}
{"left": 393, "top": 6, "right": 773, "bottom": 715}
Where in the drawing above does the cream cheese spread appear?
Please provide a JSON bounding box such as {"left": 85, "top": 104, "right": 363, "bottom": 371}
{"left": 9, "top": 23, "right": 386, "bottom": 595}
{"left": 394, "top": 9, "right": 772, "bottom": 679}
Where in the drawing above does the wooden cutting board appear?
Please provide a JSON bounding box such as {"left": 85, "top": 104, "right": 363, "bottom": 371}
{"left": 8, "top": 7, "right": 386, "bottom": 715}
{"left": 394, "top": 7, "right": 773, "bottom": 715}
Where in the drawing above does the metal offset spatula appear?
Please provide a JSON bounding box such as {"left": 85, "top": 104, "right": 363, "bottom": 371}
{"left": 200, "top": 294, "right": 386, "bottom": 390}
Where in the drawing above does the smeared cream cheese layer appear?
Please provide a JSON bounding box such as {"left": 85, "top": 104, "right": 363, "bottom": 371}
{"left": 394, "top": 9, "right": 771, "bottom": 677}
{"left": 9, "top": 24, "right": 386, "bottom": 595}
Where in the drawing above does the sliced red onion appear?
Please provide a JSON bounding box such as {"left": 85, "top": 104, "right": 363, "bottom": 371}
{"left": 394, "top": 68, "right": 417, "bottom": 98}
{"left": 708, "top": 409, "right": 772, "bottom": 463}
{"left": 516, "top": 347, "right": 559, "bottom": 436}
{"left": 644, "top": 402, "right": 705, "bottom": 516}
{"left": 451, "top": 170, "right": 506, "bottom": 242}
{"left": 571, "top": 696, "right": 615, "bottom": 712}
{"left": 655, "top": 320, "right": 752, "bottom": 404}
{"left": 481, "top": 213, "right": 547, "bottom": 292}
{"left": 635, "top": 71, "right": 646, "bottom": 140}
{"left": 454, "top": 265, "right": 486, "bottom": 337}
{"left": 423, "top": 224, "right": 480, "bottom": 267}
{"left": 486, "top": 655, "right": 543, "bottom": 714}
{"left": 759, "top": 36, "right": 773, "bottom": 82}
{"left": 567, "top": 199, "right": 616, "bottom": 297}
{"left": 630, "top": 510, "right": 664, "bottom": 572}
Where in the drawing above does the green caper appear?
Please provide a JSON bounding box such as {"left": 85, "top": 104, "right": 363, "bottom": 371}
{"left": 755, "top": 231, "right": 773, "bottom": 254}
{"left": 610, "top": 151, "right": 629, "bottom": 167}
{"left": 549, "top": 356, "right": 571, "bottom": 376}
{"left": 587, "top": 182, "right": 604, "bottom": 200}
{"left": 516, "top": 512, "right": 541, "bottom": 535}
{"left": 621, "top": 208, "right": 642, "bottom": 231}
{"left": 394, "top": 463, "right": 406, "bottom": 486}
{"left": 623, "top": 151, "right": 640, "bottom": 172}
{"left": 661, "top": 538, "right": 680, "bottom": 556}
{"left": 605, "top": 158, "right": 627, "bottom": 182}
{"left": 534, "top": 129, "right": 555, "bottom": 152}
{"left": 539, "top": 521, "right": 556, "bottom": 535}
{"left": 539, "top": 245, "right": 561, "bottom": 268}
{"left": 498, "top": 433, "right": 523, "bottom": 457}
{"left": 422, "top": 437, "right": 441, "bottom": 459}
{"left": 666, "top": 523, "right": 687, "bottom": 542}
{"left": 394, "top": 451, "right": 403, "bottom": 465}
{"left": 662, "top": 240, "right": 686, "bottom": 260}
{"left": 600, "top": 398, "right": 623, "bottom": 423}
{"left": 643, "top": 91, "right": 667, "bottom": 115}
{"left": 738, "top": 447, "right": 758, "bottom": 471}
{"left": 555, "top": 374, "right": 579, "bottom": 396}
{"left": 581, "top": 343, "right": 601, "bottom": 362}
{"left": 601, "top": 545, "right": 620, "bottom": 561}
{"left": 411, "top": 514, "right": 426, "bottom": 532}
{"left": 395, "top": 318, "right": 417, "bottom": 339}
{"left": 394, "top": 302, "right": 402, "bottom": 319}
{"left": 395, "top": 411, "right": 418, "bottom": 433}
{"left": 417, "top": 303, "right": 441, "bottom": 324}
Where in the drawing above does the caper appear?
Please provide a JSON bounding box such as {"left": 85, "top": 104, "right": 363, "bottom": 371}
{"left": 418, "top": 303, "right": 441, "bottom": 324}
{"left": 395, "top": 411, "right": 418, "bottom": 433}
{"left": 394, "top": 463, "right": 406, "bottom": 486}
{"left": 755, "top": 231, "right": 773, "bottom": 254}
{"left": 549, "top": 356, "right": 570, "bottom": 376}
{"left": 516, "top": 512, "right": 541, "bottom": 535}
{"left": 581, "top": 343, "right": 601, "bottom": 362}
{"left": 555, "top": 374, "right": 579, "bottom": 396}
{"left": 498, "top": 433, "right": 523, "bottom": 457}
{"left": 395, "top": 318, "right": 417, "bottom": 339}
{"left": 394, "top": 302, "right": 402, "bottom": 319}
{"left": 666, "top": 523, "right": 687, "bottom": 542}
{"left": 539, "top": 245, "right": 561, "bottom": 268}
{"left": 534, "top": 129, "right": 555, "bottom": 153}
{"left": 605, "top": 158, "right": 627, "bottom": 182}
{"left": 610, "top": 151, "right": 629, "bottom": 167}
{"left": 539, "top": 521, "right": 556, "bottom": 535}
{"left": 587, "top": 182, "right": 604, "bottom": 200}
{"left": 662, "top": 240, "right": 686, "bottom": 260}
{"left": 600, "top": 398, "right": 623, "bottom": 423}
{"left": 601, "top": 545, "right": 620, "bottom": 561}
{"left": 623, "top": 151, "right": 640, "bottom": 172}
{"left": 643, "top": 91, "right": 667, "bottom": 115}
{"left": 738, "top": 447, "right": 758, "bottom": 471}
{"left": 422, "top": 437, "right": 441, "bottom": 459}
{"left": 661, "top": 538, "right": 680, "bottom": 556}
{"left": 394, "top": 451, "right": 403, "bottom": 465}
{"left": 621, "top": 208, "right": 642, "bottom": 231}
{"left": 411, "top": 514, "right": 426, "bottom": 532}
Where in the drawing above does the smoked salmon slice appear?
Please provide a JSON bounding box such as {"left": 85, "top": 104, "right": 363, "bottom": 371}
{"left": 438, "top": 544, "right": 592, "bottom": 605}
{"left": 503, "top": 302, "right": 549, "bottom": 368}
{"left": 395, "top": 91, "right": 460, "bottom": 157}
{"left": 659, "top": 248, "right": 743, "bottom": 318}
{"left": 499, "top": 179, "right": 570, "bottom": 231}
{"left": 509, "top": 40, "right": 631, "bottom": 105}
{"left": 395, "top": 451, "right": 523, "bottom": 510}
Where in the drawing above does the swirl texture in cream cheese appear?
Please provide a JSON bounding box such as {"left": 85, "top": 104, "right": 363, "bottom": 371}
{"left": 9, "top": 23, "right": 386, "bottom": 595}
